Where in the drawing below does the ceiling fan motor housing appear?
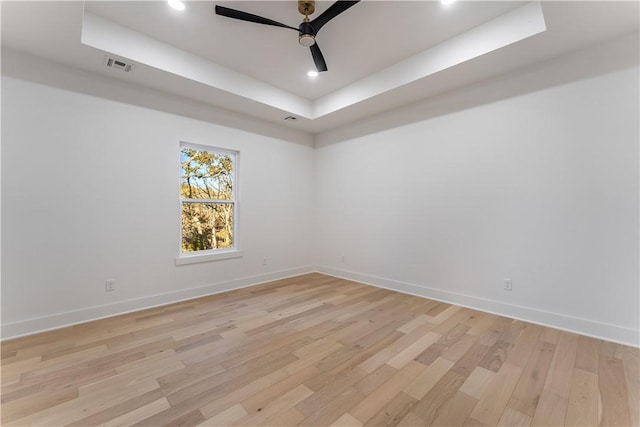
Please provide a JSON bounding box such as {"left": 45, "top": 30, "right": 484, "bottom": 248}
{"left": 298, "top": 21, "right": 316, "bottom": 46}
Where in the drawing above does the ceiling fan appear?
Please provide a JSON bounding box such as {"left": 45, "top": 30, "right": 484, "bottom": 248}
{"left": 215, "top": 0, "right": 360, "bottom": 72}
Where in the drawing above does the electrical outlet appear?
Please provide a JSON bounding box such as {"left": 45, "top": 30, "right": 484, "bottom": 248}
{"left": 105, "top": 279, "right": 116, "bottom": 292}
{"left": 503, "top": 278, "right": 513, "bottom": 291}
{"left": 341, "top": 255, "right": 345, "bottom": 263}
{"left": 262, "top": 258, "right": 268, "bottom": 266}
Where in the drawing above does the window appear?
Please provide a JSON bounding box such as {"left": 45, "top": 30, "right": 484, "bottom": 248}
{"left": 178, "top": 143, "right": 240, "bottom": 264}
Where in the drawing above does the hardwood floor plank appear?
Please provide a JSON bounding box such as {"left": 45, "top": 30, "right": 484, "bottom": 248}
{"left": 296, "top": 367, "right": 366, "bottom": 417}
{"left": 298, "top": 386, "right": 366, "bottom": 426}
{"left": 397, "top": 411, "right": 425, "bottom": 427}
{"left": 530, "top": 332, "right": 579, "bottom": 426}
{"left": 441, "top": 333, "right": 478, "bottom": 363}
{"left": 263, "top": 407, "right": 306, "bottom": 426}
{"left": 8, "top": 374, "right": 160, "bottom": 426}
{"left": 404, "top": 356, "right": 454, "bottom": 400}
{"left": 466, "top": 362, "right": 523, "bottom": 426}
{"left": 358, "top": 323, "right": 434, "bottom": 374}
{"left": 285, "top": 340, "right": 345, "bottom": 375}
{"left": 430, "top": 391, "right": 478, "bottom": 427}
{"left": 451, "top": 341, "right": 492, "bottom": 378}
{"left": 234, "top": 384, "right": 313, "bottom": 425}
{"left": 622, "top": 346, "right": 640, "bottom": 427}
{"left": 138, "top": 354, "right": 298, "bottom": 426}
{"left": 0, "top": 387, "right": 78, "bottom": 424}
{"left": 308, "top": 335, "right": 402, "bottom": 387}
{"left": 197, "top": 403, "right": 248, "bottom": 426}
{"left": 236, "top": 366, "right": 318, "bottom": 416}
{"left": 429, "top": 305, "right": 461, "bottom": 325}
{"left": 354, "top": 364, "right": 398, "bottom": 396}
{"left": 66, "top": 389, "right": 167, "bottom": 427}
{"left": 530, "top": 391, "right": 568, "bottom": 427}
{"left": 477, "top": 339, "right": 513, "bottom": 373}
{"left": 506, "top": 324, "right": 543, "bottom": 369}
{"left": 167, "top": 342, "right": 303, "bottom": 405}
{"left": 1, "top": 274, "right": 636, "bottom": 427}
{"left": 415, "top": 324, "right": 469, "bottom": 366}
{"left": 564, "top": 368, "right": 598, "bottom": 426}
{"left": 411, "top": 369, "right": 467, "bottom": 425}
{"left": 497, "top": 407, "right": 532, "bottom": 427}
{"left": 4, "top": 345, "right": 109, "bottom": 389}
{"left": 431, "top": 310, "right": 474, "bottom": 335}
{"left": 331, "top": 413, "right": 363, "bottom": 427}
{"left": 349, "top": 361, "right": 425, "bottom": 423}
{"left": 397, "top": 314, "right": 432, "bottom": 334}
{"left": 466, "top": 313, "right": 499, "bottom": 337}
{"left": 364, "top": 391, "right": 417, "bottom": 427}
{"left": 161, "top": 408, "right": 206, "bottom": 427}
{"left": 544, "top": 332, "right": 579, "bottom": 398}
{"left": 506, "top": 339, "right": 555, "bottom": 417}
{"left": 598, "top": 350, "right": 632, "bottom": 426}
{"left": 387, "top": 331, "right": 440, "bottom": 369}
{"left": 102, "top": 397, "right": 171, "bottom": 427}
{"left": 574, "top": 335, "right": 599, "bottom": 374}
{"left": 458, "top": 366, "right": 495, "bottom": 400}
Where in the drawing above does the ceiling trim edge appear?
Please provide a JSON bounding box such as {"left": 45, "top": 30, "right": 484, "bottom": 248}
{"left": 80, "top": 1, "right": 546, "bottom": 121}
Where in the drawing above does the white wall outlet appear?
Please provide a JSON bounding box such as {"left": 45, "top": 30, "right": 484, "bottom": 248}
{"left": 341, "top": 255, "right": 345, "bottom": 263}
{"left": 503, "top": 278, "right": 513, "bottom": 291}
{"left": 105, "top": 279, "right": 116, "bottom": 292}
{"left": 262, "top": 258, "right": 268, "bottom": 266}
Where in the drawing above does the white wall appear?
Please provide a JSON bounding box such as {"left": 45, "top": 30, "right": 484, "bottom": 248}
{"left": 315, "top": 62, "right": 639, "bottom": 345}
{"left": 2, "top": 37, "right": 639, "bottom": 346}
{"left": 1, "top": 75, "right": 315, "bottom": 338}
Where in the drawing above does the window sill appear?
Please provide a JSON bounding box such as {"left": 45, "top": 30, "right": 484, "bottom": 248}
{"left": 175, "top": 249, "right": 244, "bottom": 266}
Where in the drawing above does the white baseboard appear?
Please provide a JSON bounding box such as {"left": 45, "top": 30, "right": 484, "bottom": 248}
{"left": 315, "top": 265, "right": 640, "bottom": 348}
{"left": 1, "top": 265, "right": 315, "bottom": 340}
{"left": 5, "top": 264, "right": 638, "bottom": 347}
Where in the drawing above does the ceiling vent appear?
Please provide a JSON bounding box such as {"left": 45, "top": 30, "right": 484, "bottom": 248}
{"left": 284, "top": 116, "right": 297, "bottom": 121}
{"left": 103, "top": 56, "right": 135, "bottom": 72}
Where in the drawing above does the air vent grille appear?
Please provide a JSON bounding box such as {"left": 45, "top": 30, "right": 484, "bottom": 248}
{"left": 103, "top": 56, "right": 135, "bottom": 72}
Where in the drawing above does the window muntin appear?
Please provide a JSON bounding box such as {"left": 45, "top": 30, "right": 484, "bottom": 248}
{"left": 180, "top": 143, "right": 237, "bottom": 254}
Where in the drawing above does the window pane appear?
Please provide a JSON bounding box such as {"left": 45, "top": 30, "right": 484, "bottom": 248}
{"left": 181, "top": 203, "right": 233, "bottom": 252}
{"left": 180, "top": 147, "right": 233, "bottom": 200}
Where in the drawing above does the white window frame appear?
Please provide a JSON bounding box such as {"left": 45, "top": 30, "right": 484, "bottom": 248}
{"left": 176, "top": 141, "right": 242, "bottom": 265}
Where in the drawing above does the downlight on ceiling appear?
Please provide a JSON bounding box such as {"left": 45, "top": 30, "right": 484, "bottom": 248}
{"left": 307, "top": 70, "right": 319, "bottom": 78}
{"left": 168, "top": 0, "right": 185, "bottom": 11}
{"left": 441, "top": 0, "right": 457, "bottom": 5}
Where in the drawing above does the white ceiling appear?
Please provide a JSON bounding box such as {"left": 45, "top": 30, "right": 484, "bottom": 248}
{"left": 2, "top": 1, "right": 639, "bottom": 134}
{"left": 85, "top": 1, "right": 524, "bottom": 99}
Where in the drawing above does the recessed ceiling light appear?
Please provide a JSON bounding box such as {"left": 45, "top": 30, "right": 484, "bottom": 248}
{"left": 168, "top": 0, "right": 185, "bottom": 11}
{"left": 307, "top": 70, "right": 319, "bottom": 77}
{"left": 441, "top": 0, "right": 456, "bottom": 5}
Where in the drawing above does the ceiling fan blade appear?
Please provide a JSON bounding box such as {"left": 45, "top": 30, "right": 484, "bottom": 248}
{"left": 215, "top": 5, "right": 299, "bottom": 31}
{"left": 310, "top": 43, "right": 328, "bottom": 72}
{"left": 310, "top": 1, "right": 359, "bottom": 33}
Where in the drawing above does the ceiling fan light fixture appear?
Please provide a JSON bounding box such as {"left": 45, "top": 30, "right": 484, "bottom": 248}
{"left": 298, "top": 33, "right": 316, "bottom": 47}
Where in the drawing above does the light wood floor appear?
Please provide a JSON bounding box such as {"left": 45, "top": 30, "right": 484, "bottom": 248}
{"left": 2, "top": 273, "right": 638, "bottom": 426}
